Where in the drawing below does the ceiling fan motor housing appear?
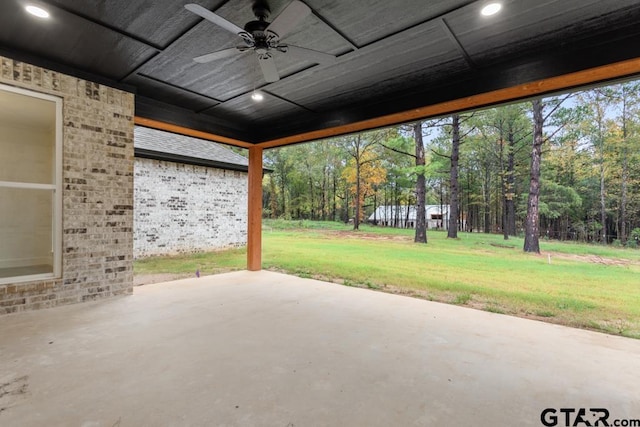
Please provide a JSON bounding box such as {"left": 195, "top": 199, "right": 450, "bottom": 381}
{"left": 252, "top": 1, "right": 270, "bottom": 20}
{"left": 245, "top": 1, "right": 278, "bottom": 49}
{"left": 244, "top": 20, "right": 269, "bottom": 34}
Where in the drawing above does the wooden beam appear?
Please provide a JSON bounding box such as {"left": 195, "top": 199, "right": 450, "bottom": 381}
{"left": 247, "top": 146, "right": 263, "bottom": 271}
{"left": 258, "top": 56, "right": 640, "bottom": 149}
{"left": 134, "top": 116, "right": 254, "bottom": 149}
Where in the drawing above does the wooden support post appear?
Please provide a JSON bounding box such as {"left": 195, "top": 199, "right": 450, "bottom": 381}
{"left": 247, "top": 146, "right": 263, "bottom": 271}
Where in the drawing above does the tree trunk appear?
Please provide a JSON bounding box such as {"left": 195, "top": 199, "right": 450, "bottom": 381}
{"left": 594, "top": 103, "right": 607, "bottom": 244}
{"left": 524, "top": 99, "right": 543, "bottom": 253}
{"left": 405, "top": 204, "right": 410, "bottom": 228}
{"left": 280, "top": 174, "right": 287, "bottom": 219}
{"left": 332, "top": 172, "right": 337, "bottom": 222}
{"left": 269, "top": 175, "right": 278, "bottom": 218}
{"left": 619, "top": 92, "right": 629, "bottom": 245}
{"left": 383, "top": 187, "right": 388, "bottom": 226}
{"left": 620, "top": 148, "right": 628, "bottom": 245}
{"left": 344, "top": 189, "right": 349, "bottom": 223}
{"left": 599, "top": 159, "right": 606, "bottom": 244}
{"left": 483, "top": 167, "right": 491, "bottom": 233}
{"left": 466, "top": 169, "right": 472, "bottom": 232}
{"left": 495, "top": 192, "right": 501, "bottom": 234}
{"left": 394, "top": 182, "right": 400, "bottom": 228}
{"left": 414, "top": 122, "right": 427, "bottom": 243}
{"left": 439, "top": 180, "right": 444, "bottom": 230}
{"left": 354, "top": 158, "right": 361, "bottom": 230}
{"left": 353, "top": 136, "right": 362, "bottom": 230}
{"left": 505, "top": 129, "right": 517, "bottom": 237}
{"left": 321, "top": 165, "right": 327, "bottom": 221}
{"left": 448, "top": 114, "right": 460, "bottom": 239}
{"left": 307, "top": 166, "right": 315, "bottom": 220}
{"left": 499, "top": 129, "right": 508, "bottom": 240}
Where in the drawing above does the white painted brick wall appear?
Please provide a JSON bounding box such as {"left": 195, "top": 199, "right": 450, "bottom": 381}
{"left": 134, "top": 158, "right": 247, "bottom": 258}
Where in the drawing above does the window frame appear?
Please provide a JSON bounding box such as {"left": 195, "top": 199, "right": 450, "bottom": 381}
{"left": 0, "top": 83, "right": 63, "bottom": 285}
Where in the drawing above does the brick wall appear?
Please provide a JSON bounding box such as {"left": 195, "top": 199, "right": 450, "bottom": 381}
{"left": 134, "top": 158, "right": 247, "bottom": 258}
{"left": 0, "top": 57, "right": 134, "bottom": 314}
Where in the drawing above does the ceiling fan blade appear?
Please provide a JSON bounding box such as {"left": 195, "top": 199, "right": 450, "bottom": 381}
{"left": 285, "top": 45, "right": 336, "bottom": 64}
{"left": 193, "top": 47, "right": 240, "bottom": 63}
{"left": 185, "top": 3, "right": 244, "bottom": 35}
{"left": 265, "top": 0, "right": 311, "bottom": 39}
{"left": 258, "top": 55, "right": 280, "bottom": 83}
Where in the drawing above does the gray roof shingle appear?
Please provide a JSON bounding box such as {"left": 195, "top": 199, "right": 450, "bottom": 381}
{"left": 134, "top": 126, "right": 248, "bottom": 170}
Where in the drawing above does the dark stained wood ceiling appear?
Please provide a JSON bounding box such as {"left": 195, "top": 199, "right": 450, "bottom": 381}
{"left": 2, "top": 0, "right": 640, "bottom": 145}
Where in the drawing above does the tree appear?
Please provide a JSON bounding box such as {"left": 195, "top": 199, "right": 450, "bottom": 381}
{"left": 524, "top": 99, "right": 544, "bottom": 253}
{"left": 448, "top": 114, "right": 461, "bottom": 239}
{"left": 264, "top": 148, "right": 293, "bottom": 218}
{"left": 471, "top": 105, "right": 531, "bottom": 239}
{"left": 458, "top": 142, "right": 484, "bottom": 232}
{"left": 341, "top": 132, "right": 386, "bottom": 229}
{"left": 381, "top": 122, "right": 443, "bottom": 239}
{"left": 538, "top": 179, "right": 582, "bottom": 227}
{"left": 500, "top": 106, "right": 530, "bottom": 238}
{"left": 609, "top": 82, "right": 640, "bottom": 244}
{"left": 542, "top": 102, "right": 588, "bottom": 240}
{"left": 414, "top": 122, "right": 427, "bottom": 243}
{"left": 523, "top": 93, "right": 575, "bottom": 251}
{"left": 429, "top": 115, "right": 479, "bottom": 236}
{"left": 578, "top": 89, "right": 612, "bottom": 244}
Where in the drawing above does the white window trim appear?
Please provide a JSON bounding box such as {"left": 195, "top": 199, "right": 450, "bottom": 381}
{"left": 0, "top": 181, "right": 56, "bottom": 190}
{"left": 0, "top": 83, "right": 63, "bottom": 285}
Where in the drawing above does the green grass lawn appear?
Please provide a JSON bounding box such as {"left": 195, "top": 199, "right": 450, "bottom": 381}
{"left": 135, "top": 220, "right": 640, "bottom": 338}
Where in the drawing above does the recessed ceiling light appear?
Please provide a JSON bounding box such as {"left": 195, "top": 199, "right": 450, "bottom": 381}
{"left": 25, "top": 5, "right": 50, "bottom": 19}
{"left": 481, "top": 3, "right": 502, "bottom": 16}
{"left": 251, "top": 91, "right": 264, "bottom": 102}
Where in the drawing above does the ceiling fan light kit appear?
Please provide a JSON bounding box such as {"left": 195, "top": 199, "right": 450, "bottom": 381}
{"left": 481, "top": 3, "right": 502, "bottom": 16}
{"left": 185, "top": 0, "right": 336, "bottom": 84}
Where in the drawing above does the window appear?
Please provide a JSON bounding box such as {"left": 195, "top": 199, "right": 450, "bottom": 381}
{"left": 0, "top": 84, "right": 62, "bottom": 284}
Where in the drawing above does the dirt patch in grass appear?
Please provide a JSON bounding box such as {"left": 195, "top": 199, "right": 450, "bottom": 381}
{"left": 331, "top": 230, "right": 411, "bottom": 241}
{"left": 489, "top": 242, "right": 516, "bottom": 249}
{"left": 545, "top": 252, "right": 637, "bottom": 267}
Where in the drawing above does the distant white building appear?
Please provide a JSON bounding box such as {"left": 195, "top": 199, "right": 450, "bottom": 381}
{"left": 368, "top": 205, "right": 452, "bottom": 229}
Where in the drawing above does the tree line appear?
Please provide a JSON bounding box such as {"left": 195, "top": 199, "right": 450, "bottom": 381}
{"left": 262, "top": 80, "right": 640, "bottom": 251}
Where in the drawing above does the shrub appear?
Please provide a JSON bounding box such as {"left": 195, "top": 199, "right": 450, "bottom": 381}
{"left": 629, "top": 228, "right": 640, "bottom": 248}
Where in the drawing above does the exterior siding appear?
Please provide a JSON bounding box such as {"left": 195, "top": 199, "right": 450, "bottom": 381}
{"left": 134, "top": 158, "right": 247, "bottom": 258}
{"left": 0, "top": 57, "right": 135, "bottom": 314}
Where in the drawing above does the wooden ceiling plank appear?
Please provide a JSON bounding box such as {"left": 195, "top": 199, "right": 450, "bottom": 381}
{"left": 119, "top": 52, "right": 162, "bottom": 82}
{"left": 136, "top": 73, "right": 224, "bottom": 104}
{"left": 354, "top": 0, "right": 477, "bottom": 50}
{"left": 41, "top": 0, "right": 164, "bottom": 51}
{"left": 261, "top": 90, "right": 317, "bottom": 113}
{"left": 162, "top": 0, "right": 233, "bottom": 49}
{"left": 306, "top": 5, "right": 360, "bottom": 51}
{"left": 439, "top": 18, "right": 475, "bottom": 69}
{"left": 257, "top": 56, "right": 640, "bottom": 149}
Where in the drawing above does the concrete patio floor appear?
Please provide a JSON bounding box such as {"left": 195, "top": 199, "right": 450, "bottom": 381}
{"left": 1, "top": 271, "right": 639, "bottom": 426}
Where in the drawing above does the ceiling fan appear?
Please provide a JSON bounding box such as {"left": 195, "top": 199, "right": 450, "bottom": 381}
{"left": 185, "top": 0, "right": 336, "bottom": 83}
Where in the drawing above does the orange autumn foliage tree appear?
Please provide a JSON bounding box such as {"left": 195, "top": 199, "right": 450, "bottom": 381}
{"left": 342, "top": 146, "right": 387, "bottom": 227}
